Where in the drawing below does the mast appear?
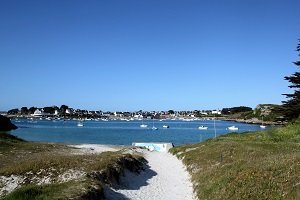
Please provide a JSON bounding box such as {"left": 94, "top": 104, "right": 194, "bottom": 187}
{"left": 214, "top": 113, "right": 217, "bottom": 138}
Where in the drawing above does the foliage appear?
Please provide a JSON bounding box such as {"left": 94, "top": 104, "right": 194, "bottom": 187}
{"left": 170, "top": 121, "right": 300, "bottom": 200}
{"left": 281, "top": 40, "right": 300, "bottom": 120}
{"left": 168, "top": 110, "right": 175, "bottom": 115}
{"left": 20, "top": 107, "right": 28, "bottom": 115}
{"left": 221, "top": 106, "right": 252, "bottom": 115}
{"left": 42, "top": 106, "right": 57, "bottom": 114}
{"left": 60, "top": 105, "right": 69, "bottom": 114}
{"left": 28, "top": 107, "right": 37, "bottom": 114}
{"left": 2, "top": 180, "right": 103, "bottom": 200}
{"left": 7, "top": 109, "right": 19, "bottom": 115}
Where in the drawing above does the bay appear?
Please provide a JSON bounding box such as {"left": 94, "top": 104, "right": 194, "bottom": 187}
{"left": 11, "top": 119, "right": 266, "bottom": 146}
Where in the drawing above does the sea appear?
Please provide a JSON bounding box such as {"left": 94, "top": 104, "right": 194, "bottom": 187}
{"left": 10, "top": 119, "right": 266, "bottom": 146}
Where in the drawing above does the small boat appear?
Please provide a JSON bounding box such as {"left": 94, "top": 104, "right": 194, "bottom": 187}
{"left": 140, "top": 118, "right": 148, "bottom": 128}
{"left": 228, "top": 126, "right": 238, "bottom": 131}
{"left": 198, "top": 126, "right": 208, "bottom": 130}
{"left": 260, "top": 125, "right": 266, "bottom": 129}
{"left": 140, "top": 124, "right": 148, "bottom": 128}
{"left": 260, "top": 116, "right": 266, "bottom": 129}
{"left": 151, "top": 119, "right": 158, "bottom": 130}
{"left": 162, "top": 125, "right": 169, "bottom": 128}
{"left": 77, "top": 121, "right": 84, "bottom": 127}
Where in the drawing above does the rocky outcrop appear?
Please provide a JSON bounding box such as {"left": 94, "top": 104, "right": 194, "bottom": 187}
{"left": 0, "top": 115, "right": 17, "bottom": 131}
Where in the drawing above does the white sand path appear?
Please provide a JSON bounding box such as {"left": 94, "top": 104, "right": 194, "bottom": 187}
{"left": 105, "top": 150, "right": 196, "bottom": 200}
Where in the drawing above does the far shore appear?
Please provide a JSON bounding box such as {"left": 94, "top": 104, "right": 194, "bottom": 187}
{"left": 222, "top": 118, "right": 285, "bottom": 125}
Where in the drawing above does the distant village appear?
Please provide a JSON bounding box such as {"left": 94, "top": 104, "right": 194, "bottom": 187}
{"left": 0, "top": 104, "right": 281, "bottom": 124}
{"left": 1, "top": 105, "right": 223, "bottom": 119}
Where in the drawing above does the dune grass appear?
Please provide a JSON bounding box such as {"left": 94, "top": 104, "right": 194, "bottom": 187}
{"left": 3, "top": 179, "right": 102, "bottom": 200}
{"left": 170, "top": 120, "right": 300, "bottom": 200}
{"left": 0, "top": 132, "right": 145, "bottom": 199}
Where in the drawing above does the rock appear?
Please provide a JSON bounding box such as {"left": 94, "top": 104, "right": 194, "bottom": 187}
{"left": 0, "top": 115, "right": 18, "bottom": 131}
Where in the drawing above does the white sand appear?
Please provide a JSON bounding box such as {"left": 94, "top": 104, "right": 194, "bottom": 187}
{"left": 105, "top": 150, "right": 196, "bottom": 200}
{"left": 69, "top": 144, "right": 122, "bottom": 154}
{"left": 0, "top": 175, "right": 25, "bottom": 197}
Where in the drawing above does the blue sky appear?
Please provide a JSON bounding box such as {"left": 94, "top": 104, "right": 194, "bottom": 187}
{"left": 0, "top": 0, "right": 299, "bottom": 111}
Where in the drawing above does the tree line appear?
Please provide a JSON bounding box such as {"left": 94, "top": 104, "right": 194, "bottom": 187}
{"left": 7, "top": 105, "right": 70, "bottom": 115}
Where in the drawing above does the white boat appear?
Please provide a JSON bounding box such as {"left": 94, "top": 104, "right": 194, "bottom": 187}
{"left": 228, "top": 126, "right": 238, "bottom": 131}
{"left": 162, "top": 125, "right": 169, "bottom": 128}
{"left": 260, "top": 116, "right": 266, "bottom": 129}
{"left": 260, "top": 125, "right": 266, "bottom": 129}
{"left": 151, "top": 119, "right": 158, "bottom": 130}
{"left": 77, "top": 122, "right": 84, "bottom": 127}
{"left": 140, "top": 117, "right": 148, "bottom": 128}
{"left": 140, "top": 124, "right": 148, "bottom": 128}
{"left": 198, "top": 126, "right": 208, "bottom": 130}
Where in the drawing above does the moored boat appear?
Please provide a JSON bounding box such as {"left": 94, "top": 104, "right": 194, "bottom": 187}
{"left": 227, "top": 126, "right": 238, "bottom": 131}
{"left": 140, "top": 124, "right": 148, "bottom": 128}
{"left": 198, "top": 125, "right": 208, "bottom": 130}
{"left": 77, "top": 122, "right": 84, "bottom": 127}
{"left": 260, "top": 125, "right": 266, "bottom": 129}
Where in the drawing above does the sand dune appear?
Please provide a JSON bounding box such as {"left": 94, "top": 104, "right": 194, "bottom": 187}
{"left": 105, "top": 150, "right": 196, "bottom": 200}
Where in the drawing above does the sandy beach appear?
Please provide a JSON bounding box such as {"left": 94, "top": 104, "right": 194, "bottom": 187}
{"left": 107, "top": 150, "right": 195, "bottom": 199}
{"left": 71, "top": 144, "right": 195, "bottom": 199}
{"left": 69, "top": 144, "right": 124, "bottom": 154}
{"left": 75, "top": 144, "right": 197, "bottom": 200}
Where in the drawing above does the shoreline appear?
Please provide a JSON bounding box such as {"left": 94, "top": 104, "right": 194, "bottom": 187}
{"left": 222, "top": 118, "right": 285, "bottom": 126}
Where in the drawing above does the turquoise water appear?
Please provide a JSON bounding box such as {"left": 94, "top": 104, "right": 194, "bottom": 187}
{"left": 10, "top": 119, "right": 265, "bottom": 146}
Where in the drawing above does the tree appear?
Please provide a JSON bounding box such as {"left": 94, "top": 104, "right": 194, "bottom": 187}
{"left": 7, "top": 108, "right": 19, "bottom": 115}
{"left": 168, "top": 110, "right": 175, "bottom": 115}
{"left": 281, "top": 40, "right": 300, "bottom": 120}
{"left": 221, "top": 106, "right": 252, "bottom": 115}
{"left": 20, "top": 107, "right": 28, "bottom": 115}
{"left": 60, "top": 105, "right": 69, "bottom": 114}
{"left": 43, "top": 106, "right": 56, "bottom": 114}
{"left": 28, "top": 107, "right": 37, "bottom": 114}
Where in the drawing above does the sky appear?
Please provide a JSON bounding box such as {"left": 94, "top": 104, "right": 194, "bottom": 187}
{"left": 0, "top": 0, "right": 299, "bottom": 111}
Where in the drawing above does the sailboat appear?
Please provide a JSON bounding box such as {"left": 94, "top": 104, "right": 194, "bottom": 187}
{"left": 152, "top": 118, "right": 158, "bottom": 130}
{"left": 260, "top": 116, "right": 266, "bottom": 129}
{"left": 140, "top": 117, "right": 148, "bottom": 128}
{"left": 77, "top": 119, "right": 84, "bottom": 127}
{"left": 198, "top": 125, "right": 208, "bottom": 130}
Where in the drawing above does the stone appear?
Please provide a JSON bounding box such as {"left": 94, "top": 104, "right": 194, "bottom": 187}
{"left": 0, "top": 115, "right": 18, "bottom": 131}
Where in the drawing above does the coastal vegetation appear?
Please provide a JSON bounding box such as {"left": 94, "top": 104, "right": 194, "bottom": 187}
{"left": 0, "top": 133, "right": 145, "bottom": 199}
{"left": 223, "top": 104, "right": 282, "bottom": 122}
{"left": 280, "top": 40, "right": 300, "bottom": 121}
{"left": 170, "top": 120, "right": 300, "bottom": 199}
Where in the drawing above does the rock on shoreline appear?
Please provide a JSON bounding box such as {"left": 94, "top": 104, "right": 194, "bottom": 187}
{"left": 0, "top": 115, "right": 18, "bottom": 131}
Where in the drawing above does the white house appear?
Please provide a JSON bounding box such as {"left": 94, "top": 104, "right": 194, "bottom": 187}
{"left": 65, "top": 109, "right": 72, "bottom": 114}
{"left": 32, "top": 109, "right": 43, "bottom": 117}
{"left": 54, "top": 110, "right": 59, "bottom": 115}
{"left": 211, "top": 110, "right": 221, "bottom": 115}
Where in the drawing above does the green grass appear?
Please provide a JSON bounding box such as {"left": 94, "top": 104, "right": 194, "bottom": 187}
{"left": 3, "top": 178, "right": 103, "bottom": 200}
{"left": 170, "top": 120, "right": 300, "bottom": 200}
{"left": 0, "top": 132, "right": 145, "bottom": 199}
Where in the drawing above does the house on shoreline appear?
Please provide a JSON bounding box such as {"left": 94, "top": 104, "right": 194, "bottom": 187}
{"left": 31, "top": 109, "right": 51, "bottom": 117}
